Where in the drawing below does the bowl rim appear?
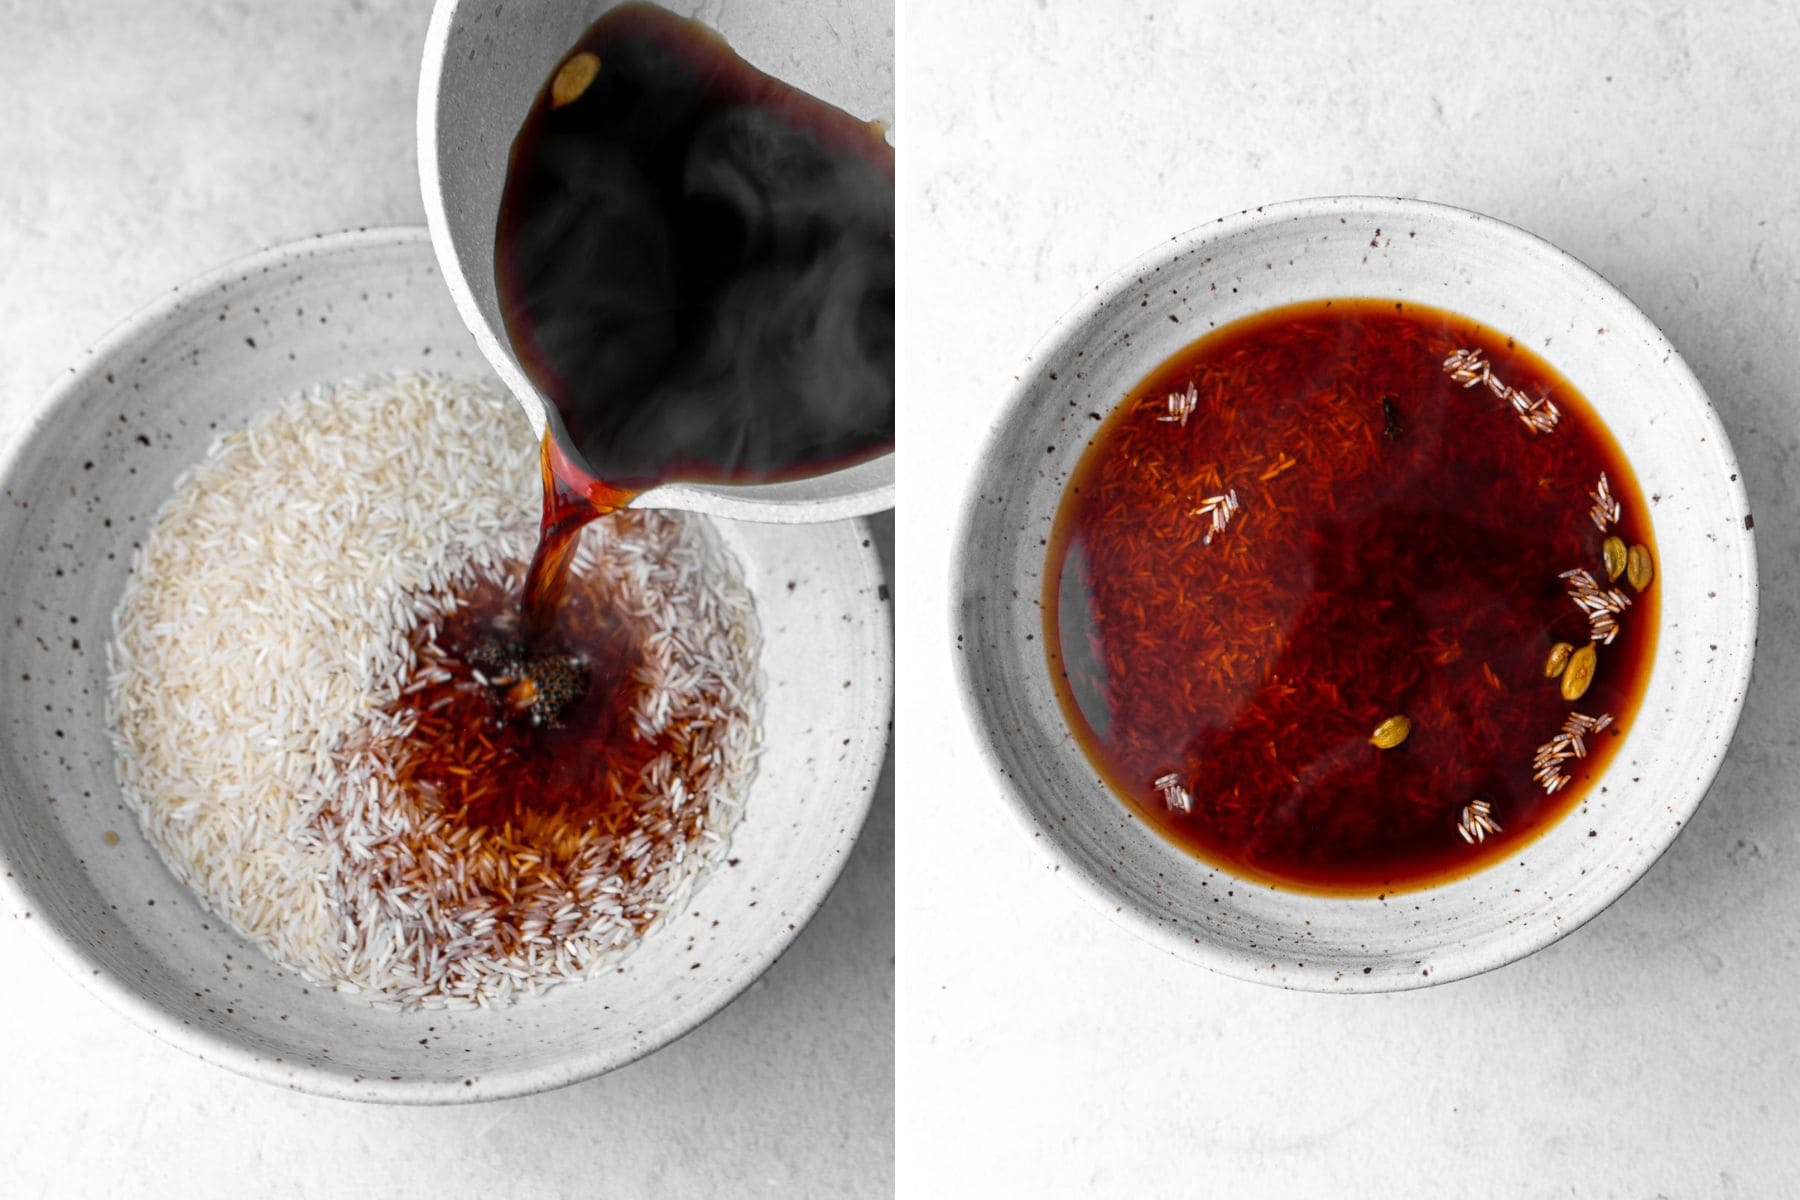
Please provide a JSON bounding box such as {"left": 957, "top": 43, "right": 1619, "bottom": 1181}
{"left": 414, "top": 0, "right": 894, "bottom": 523}
{"left": 951, "top": 194, "right": 1759, "bottom": 993}
{"left": 0, "top": 226, "right": 895, "bottom": 1102}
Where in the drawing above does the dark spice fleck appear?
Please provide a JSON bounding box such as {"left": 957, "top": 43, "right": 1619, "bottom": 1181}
{"left": 1381, "top": 395, "right": 1404, "bottom": 441}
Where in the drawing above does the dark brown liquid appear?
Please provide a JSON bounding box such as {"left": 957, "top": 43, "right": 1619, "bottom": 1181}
{"left": 1045, "top": 299, "right": 1658, "bottom": 895}
{"left": 498, "top": 1, "right": 895, "bottom": 636}
{"left": 392, "top": 571, "right": 651, "bottom": 837}
{"left": 520, "top": 433, "right": 634, "bottom": 636}
{"left": 333, "top": 519, "right": 729, "bottom": 946}
{"left": 495, "top": 1, "right": 895, "bottom": 499}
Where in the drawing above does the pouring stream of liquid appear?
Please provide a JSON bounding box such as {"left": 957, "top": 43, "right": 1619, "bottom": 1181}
{"left": 520, "top": 432, "right": 638, "bottom": 639}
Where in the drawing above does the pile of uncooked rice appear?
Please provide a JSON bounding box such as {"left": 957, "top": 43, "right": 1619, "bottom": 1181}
{"left": 106, "top": 373, "right": 762, "bottom": 1009}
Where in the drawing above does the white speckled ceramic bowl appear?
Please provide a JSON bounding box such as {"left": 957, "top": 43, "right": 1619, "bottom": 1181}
{"left": 955, "top": 197, "right": 1757, "bottom": 992}
{"left": 418, "top": 0, "right": 895, "bottom": 522}
{"left": 0, "top": 228, "right": 891, "bottom": 1100}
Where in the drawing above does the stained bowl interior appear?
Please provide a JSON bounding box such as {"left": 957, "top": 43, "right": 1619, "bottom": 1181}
{"left": 954, "top": 197, "right": 1756, "bottom": 992}
{"left": 0, "top": 228, "right": 891, "bottom": 1100}
{"left": 417, "top": 0, "right": 896, "bottom": 521}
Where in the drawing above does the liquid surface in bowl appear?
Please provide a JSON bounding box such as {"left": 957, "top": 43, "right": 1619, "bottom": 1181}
{"left": 1045, "top": 299, "right": 1658, "bottom": 894}
{"left": 367, "top": 551, "right": 723, "bottom": 895}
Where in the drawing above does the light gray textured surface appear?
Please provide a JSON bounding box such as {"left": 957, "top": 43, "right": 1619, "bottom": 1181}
{"left": 0, "top": 1, "right": 891, "bottom": 1194}
{"left": 902, "top": 1, "right": 1799, "bottom": 1196}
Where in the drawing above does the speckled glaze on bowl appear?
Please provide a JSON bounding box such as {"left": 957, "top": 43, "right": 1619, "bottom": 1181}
{"left": 954, "top": 197, "right": 1757, "bottom": 992}
{"left": 418, "top": 0, "right": 895, "bottom": 522}
{"left": 0, "top": 228, "right": 892, "bottom": 1100}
